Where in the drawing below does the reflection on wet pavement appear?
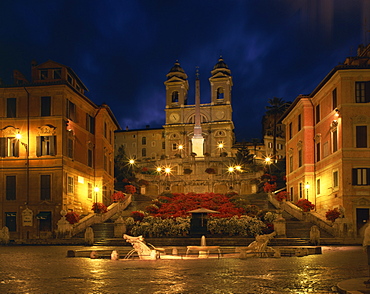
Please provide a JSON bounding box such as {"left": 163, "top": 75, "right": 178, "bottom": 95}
{"left": 0, "top": 246, "right": 366, "bottom": 293}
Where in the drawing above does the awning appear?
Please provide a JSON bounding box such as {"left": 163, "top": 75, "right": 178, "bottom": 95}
{"left": 36, "top": 212, "right": 51, "bottom": 219}
{"left": 188, "top": 208, "right": 219, "bottom": 214}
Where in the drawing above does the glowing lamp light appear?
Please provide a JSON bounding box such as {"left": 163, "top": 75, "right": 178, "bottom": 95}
{"left": 218, "top": 143, "right": 224, "bottom": 149}
{"left": 129, "top": 159, "right": 135, "bottom": 165}
{"left": 156, "top": 167, "right": 162, "bottom": 172}
{"left": 178, "top": 144, "right": 184, "bottom": 150}
{"left": 228, "top": 166, "right": 234, "bottom": 173}
{"left": 235, "top": 165, "right": 242, "bottom": 171}
{"left": 265, "top": 157, "right": 271, "bottom": 163}
{"left": 94, "top": 187, "right": 100, "bottom": 193}
{"left": 15, "top": 133, "right": 22, "bottom": 140}
{"left": 305, "top": 183, "right": 310, "bottom": 189}
{"left": 164, "top": 167, "right": 171, "bottom": 174}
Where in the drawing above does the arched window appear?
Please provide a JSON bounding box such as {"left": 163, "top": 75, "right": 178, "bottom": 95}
{"left": 217, "top": 88, "right": 224, "bottom": 99}
{"left": 172, "top": 91, "right": 179, "bottom": 103}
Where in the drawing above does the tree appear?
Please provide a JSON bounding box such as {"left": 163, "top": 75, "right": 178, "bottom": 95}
{"left": 114, "top": 145, "right": 134, "bottom": 182}
{"left": 233, "top": 142, "right": 255, "bottom": 171}
{"left": 265, "top": 97, "right": 290, "bottom": 161}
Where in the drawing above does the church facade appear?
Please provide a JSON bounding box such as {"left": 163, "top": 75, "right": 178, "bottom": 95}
{"left": 115, "top": 58, "right": 262, "bottom": 195}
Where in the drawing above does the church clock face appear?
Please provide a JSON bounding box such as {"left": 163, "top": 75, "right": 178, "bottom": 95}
{"left": 169, "top": 113, "right": 180, "bottom": 122}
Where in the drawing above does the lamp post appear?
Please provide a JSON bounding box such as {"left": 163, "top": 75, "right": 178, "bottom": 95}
{"left": 218, "top": 142, "right": 224, "bottom": 156}
{"left": 93, "top": 186, "right": 100, "bottom": 213}
{"left": 305, "top": 182, "right": 310, "bottom": 201}
{"left": 265, "top": 156, "right": 272, "bottom": 173}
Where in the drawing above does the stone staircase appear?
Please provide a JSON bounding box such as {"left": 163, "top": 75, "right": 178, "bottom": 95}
{"left": 89, "top": 193, "right": 337, "bottom": 246}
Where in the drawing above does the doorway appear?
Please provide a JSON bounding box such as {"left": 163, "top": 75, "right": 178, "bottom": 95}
{"left": 356, "top": 208, "right": 370, "bottom": 235}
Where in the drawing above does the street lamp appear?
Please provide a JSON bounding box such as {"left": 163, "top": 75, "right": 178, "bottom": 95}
{"left": 305, "top": 182, "right": 310, "bottom": 200}
{"left": 218, "top": 142, "right": 224, "bottom": 156}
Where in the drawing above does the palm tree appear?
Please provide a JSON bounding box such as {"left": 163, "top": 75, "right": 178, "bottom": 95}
{"left": 265, "top": 97, "right": 290, "bottom": 161}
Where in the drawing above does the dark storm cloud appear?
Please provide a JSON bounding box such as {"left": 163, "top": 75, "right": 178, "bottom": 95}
{"left": 0, "top": 0, "right": 369, "bottom": 141}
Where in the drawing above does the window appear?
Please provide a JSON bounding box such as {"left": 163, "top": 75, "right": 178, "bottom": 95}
{"left": 289, "top": 155, "right": 293, "bottom": 172}
{"left": 298, "top": 114, "right": 302, "bottom": 132}
{"left": 0, "top": 137, "right": 19, "bottom": 157}
{"left": 172, "top": 143, "right": 177, "bottom": 151}
{"left": 104, "top": 123, "right": 107, "bottom": 138}
{"left": 323, "top": 141, "right": 329, "bottom": 158}
{"left": 356, "top": 126, "right": 367, "bottom": 148}
{"left": 290, "top": 187, "right": 294, "bottom": 201}
{"left": 67, "top": 138, "right": 74, "bottom": 158}
{"left": 36, "top": 136, "right": 56, "bottom": 156}
{"left": 317, "top": 179, "right": 321, "bottom": 195}
{"left": 40, "top": 175, "right": 51, "bottom": 200}
{"left": 142, "top": 137, "right": 146, "bottom": 145}
{"left": 7, "top": 98, "right": 16, "bottom": 118}
{"left": 86, "top": 114, "right": 95, "bottom": 134}
{"left": 268, "top": 142, "right": 272, "bottom": 149}
{"left": 315, "top": 104, "right": 320, "bottom": 124}
{"left": 333, "top": 170, "right": 339, "bottom": 188}
{"left": 277, "top": 143, "right": 283, "bottom": 150}
{"left": 88, "top": 183, "right": 93, "bottom": 199}
{"left": 162, "top": 142, "right": 165, "bottom": 149}
{"left": 6, "top": 176, "right": 16, "bottom": 200}
{"left": 142, "top": 148, "right": 146, "bottom": 157}
{"left": 88, "top": 149, "right": 93, "bottom": 167}
{"left": 40, "top": 69, "right": 48, "bottom": 79}
{"left": 298, "top": 149, "right": 302, "bottom": 167}
{"left": 67, "top": 74, "right": 73, "bottom": 84}
{"left": 41, "top": 96, "right": 51, "bottom": 116}
{"left": 332, "top": 88, "right": 337, "bottom": 109}
{"left": 299, "top": 182, "right": 303, "bottom": 199}
{"left": 355, "top": 81, "right": 370, "bottom": 103}
{"left": 53, "top": 69, "right": 61, "bottom": 79}
{"left": 67, "top": 176, "right": 74, "bottom": 194}
{"left": 332, "top": 129, "right": 338, "bottom": 152}
{"left": 217, "top": 87, "right": 224, "bottom": 99}
{"left": 104, "top": 154, "right": 107, "bottom": 171}
{"left": 172, "top": 91, "right": 179, "bottom": 103}
{"left": 352, "top": 168, "right": 370, "bottom": 185}
{"left": 289, "top": 123, "right": 292, "bottom": 139}
{"left": 316, "top": 142, "right": 321, "bottom": 162}
{"left": 66, "top": 100, "right": 76, "bottom": 121}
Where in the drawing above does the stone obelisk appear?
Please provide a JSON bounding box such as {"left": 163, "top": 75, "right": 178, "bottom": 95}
{"left": 191, "top": 68, "right": 204, "bottom": 158}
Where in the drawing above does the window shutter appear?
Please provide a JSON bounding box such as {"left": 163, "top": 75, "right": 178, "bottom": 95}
{"left": 365, "top": 81, "right": 370, "bottom": 103}
{"left": 14, "top": 139, "right": 19, "bottom": 157}
{"left": 50, "top": 136, "right": 56, "bottom": 156}
{"left": 352, "top": 168, "right": 358, "bottom": 185}
{"left": 367, "top": 168, "right": 370, "bottom": 185}
{"left": 0, "top": 138, "right": 6, "bottom": 157}
{"left": 36, "top": 136, "right": 42, "bottom": 157}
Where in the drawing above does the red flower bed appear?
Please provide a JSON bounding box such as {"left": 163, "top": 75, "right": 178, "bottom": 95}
{"left": 263, "top": 182, "right": 277, "bottom": 192}
{"left": 326, "top": 208, "right": 341, "bottom": 222}
{"left": 148, "top": 192, "right": 245, "bottom": 218}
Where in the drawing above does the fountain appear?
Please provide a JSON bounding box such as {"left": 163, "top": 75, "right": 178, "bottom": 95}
{"left": 123, "top": 234, "right": 162, "bottom": 260}
{"left": 186, "top": 235, "right": 221, "bottom": 258}
{"left": 239, "top": 231, "right": 279, "bottom": 258}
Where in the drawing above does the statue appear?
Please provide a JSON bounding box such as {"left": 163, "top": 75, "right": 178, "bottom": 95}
{"left": 123, "top": 234, "right": 159, "bottom": 260}
{"left": 241, "top": 232, "right": 277, "bottom": 258}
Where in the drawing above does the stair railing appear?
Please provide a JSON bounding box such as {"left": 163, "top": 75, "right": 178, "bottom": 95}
{"left": 71, "top": 194, "right": 132, "bottom": 237}
{"left": 268, "top": 193, "right": 335, "bottom": 236}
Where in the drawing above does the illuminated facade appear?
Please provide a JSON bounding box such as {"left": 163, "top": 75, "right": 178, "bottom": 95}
{"left": 115, "top": 58, "right": 263, "bottom": 195}
{"left": 282, "top": 44, "right": 370, "bottom": 235}
{"left": 0, "top": 60, "right": 120, "bottom": 239}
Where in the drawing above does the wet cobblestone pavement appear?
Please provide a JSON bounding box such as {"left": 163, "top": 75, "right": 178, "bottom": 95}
{"left": 0, "top": 245, "right": 367, "bottom": 293}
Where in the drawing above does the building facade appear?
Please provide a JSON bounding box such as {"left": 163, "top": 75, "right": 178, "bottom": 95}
{"left": 0, "top": 60, "right": 120, "bottom": 240}
{"left": 282, "top": 44, "right": 370, "bottom": 235}
{"left": 115, "top": 58, "right": 263, "bottom": 195}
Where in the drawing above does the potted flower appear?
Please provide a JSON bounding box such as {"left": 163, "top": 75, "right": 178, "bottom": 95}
{"left": 275, "top": 191, "right": 288, "bottom": 202}
{"left": 65, "top": 210, "right": 80, "bottom": 224}
{"left": 325, "top": 208, "right": 341, "bottom": 222}
{"left": 124, "top": 184, "right": 136, "bottom": 194}
{"left": 92, "top": 202, "right": 108, "bottom": 214}
{"left": 295, "top": 199, "right": 315, "bottom": 212}
{"left": 111, "top": 191, "right": 126, "bottom": 202}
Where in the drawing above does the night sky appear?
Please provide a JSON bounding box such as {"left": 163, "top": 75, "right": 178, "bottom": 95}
{"left": 1, "top": 0, "right": 369, "bottom": 141}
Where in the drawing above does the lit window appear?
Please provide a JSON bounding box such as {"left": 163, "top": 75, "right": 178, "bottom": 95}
{"left": 67, "top": 176, "right": 74, "bottom": 194}
{"left": 36, "top": 136, "right": 56, "bottom": 156}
